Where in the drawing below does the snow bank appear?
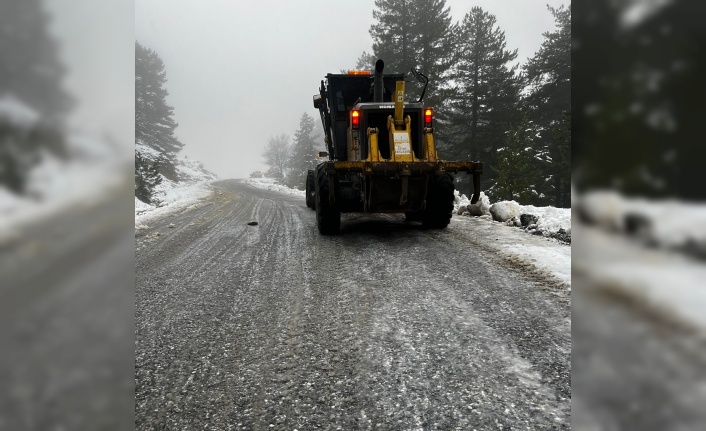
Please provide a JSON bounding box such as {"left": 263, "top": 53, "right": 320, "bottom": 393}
{"left": 176, "top": 157, "right": 219, "bottom": 183}
{"left": 576, "top": 190, "right": 626, "bottom": 230}
{"left": 575, "top": 222, "right": 706, "bottom": 331}
{"left": 490, "top": 201, "right": 521, "bottom": 222}
{"left": 454, "top": 191, "right": 571, "bottom": 242}
{"left": 244, "top": 178, "right": 305, "bottom": 197}
{"left": 0, "top": 94, "right": 40, "bottom": 128}
{"left": 0, "top": 133, "right": 126, "bottom": 244}
{"left": 454, "top": 190, "right": 490, "bottom": 216}
{"left": 135, "top": 181, "right": 213, "bottom": 226}
{"left": 577, "top": 190, "right": 706, "bottom": 255}
{"left": 135, "top": 154, "right": 218, "bottom": 221}
{"left": 135, "top": 197, "right": 154, "bottom": 215}
{"left": 518, "top": 205, "right": 572, "bottom": 235}
{"left": 453, "top": 215, "right": 571, "bottom": 286}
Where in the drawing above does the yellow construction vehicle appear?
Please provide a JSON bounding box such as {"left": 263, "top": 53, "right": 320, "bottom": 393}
{"left": 307, "top": 59, "right": 482, "bottom": 234}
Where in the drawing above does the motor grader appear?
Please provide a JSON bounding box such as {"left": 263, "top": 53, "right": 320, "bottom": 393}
{"left": 306, "top": 59, "right": 482, "bottom": 234}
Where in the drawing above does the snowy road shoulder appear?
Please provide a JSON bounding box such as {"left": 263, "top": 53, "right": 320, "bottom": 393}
{"left": 451, "top": 214, "right": 571, "bottom": 287}
{"left": 0, "top": 132, "right": 128, "bottom": 246}
{"left": 240, "top": 179, "right": 571, "bottom": 286}
{"left": 243, "top": 178, "right": 305, "bottom": 197}
{"left": 574, "top": 222, "right": 706, "bottom": 331}
{"left": 135, "top": 181, "right": 215, "bottom": 227}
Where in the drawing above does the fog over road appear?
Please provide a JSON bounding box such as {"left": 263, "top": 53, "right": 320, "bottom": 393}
{"left": 135, "top": 179, "right": 571, "bottom": 430}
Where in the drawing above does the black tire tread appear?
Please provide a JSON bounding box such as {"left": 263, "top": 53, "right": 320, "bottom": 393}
{"left": 422, "top": 173, "right": 455, "bottom": 229}
{"left": 305, "top": 170, "right": 315, "bottom": 209}
{"left": 315, "top": 165, "right": 340, "bottom": 234}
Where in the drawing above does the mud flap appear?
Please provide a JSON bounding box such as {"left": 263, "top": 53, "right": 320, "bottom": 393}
{"left": 399, "top": 175, "right": 409, "bottom": 205}
{"left": 470, "top": 172, "right": 481, "bottom": 204}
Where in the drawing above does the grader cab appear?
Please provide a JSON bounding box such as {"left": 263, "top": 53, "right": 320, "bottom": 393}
{"left": 307, "top": 59, "right": 482, "bottom": 234}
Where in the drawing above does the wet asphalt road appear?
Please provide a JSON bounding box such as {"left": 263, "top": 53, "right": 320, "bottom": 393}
{"left": 0, "top": 184, "right": 135, "bottom": 431}
{"left": 571, "top": 224, "right": 706, "bottom": 431}
{"left": 135, "top": 179, "right": 571, "bottom": 430}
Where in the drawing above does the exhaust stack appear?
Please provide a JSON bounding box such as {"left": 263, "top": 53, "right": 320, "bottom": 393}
{"left": 373, "top": 59, "right": 384, "bottom": 103}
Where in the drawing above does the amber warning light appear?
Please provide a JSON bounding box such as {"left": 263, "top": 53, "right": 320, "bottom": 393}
{"left": 424, "top": 108, "right": 433, "bottom": 125}
{"left": 347, "top": 70, "right": 371, "bottom": 75}
{"left": 351, "top": 110, "right": 360, "bottom": 126}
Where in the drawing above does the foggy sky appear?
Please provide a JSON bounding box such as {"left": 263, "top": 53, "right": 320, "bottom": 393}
{"left": 135, "top": 0, "right": 568, "bottom": 179}
{"left": 45, "top": 0, "right": 134, "bottom": 151}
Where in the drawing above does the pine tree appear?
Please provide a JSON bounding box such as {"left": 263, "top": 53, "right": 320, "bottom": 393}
{"left": 490, "top": 116, "right": 545, "bottom": 204}
{"left": 135, "top": 42, "right": 183, "bottom": 181}
{"left": 262, "top": 134, "right": 290, "bottom": 180}
{"left": 369, "top": 0, "right": 455, "bottom": 100}
{"left": 0, "top": 0, "right": 72, "bottom": 124}
{"left": 445, "top": 7, "right": 521, "bottom": 191}
{"left": 370, "top": 0, "right": 417, "bottom": 75}
{"left": 354, "top": 51, "right": 376, "bottom": 71}
{"left": 135, "top": 151, "right": 162, "bottom": 204}
{"left": 523, "top": 5, "right": 570, "bottom": 207}
{"left": 410, "top": 0, "right": 456, "bottom": 106}
{"left": 285, "top": 113, "right": 318, "bottom": 190}
{"left": 0, "top": 0, "right": 71, "bottom": 193}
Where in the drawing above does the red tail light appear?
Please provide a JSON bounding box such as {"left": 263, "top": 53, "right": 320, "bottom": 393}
{"left": 351, "top": 110, "right": 360, "bottom": 126}
{"left": 424, "top": 108, "right": 433, "bottom": 125}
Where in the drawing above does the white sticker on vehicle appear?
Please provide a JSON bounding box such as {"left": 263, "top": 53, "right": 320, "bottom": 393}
{"left": 395, "top": 142, "right": 411, "bottom": 155}
{"left": 393, "top": 132, "right": 409, "bottom": 143}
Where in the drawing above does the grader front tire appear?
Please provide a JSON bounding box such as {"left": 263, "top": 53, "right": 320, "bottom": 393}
{"left": 315, "top": 166, "right": 340, "bottom": 235}
{"left": 305, "top": 169, "right": 315, "bottom": 209}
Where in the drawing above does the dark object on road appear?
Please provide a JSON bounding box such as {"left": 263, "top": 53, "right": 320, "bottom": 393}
{"left": 311, "top": 59, "right": 483, "bottom": 234}
{"left": 247, "top": 221, "right": 258, "bottom": 226}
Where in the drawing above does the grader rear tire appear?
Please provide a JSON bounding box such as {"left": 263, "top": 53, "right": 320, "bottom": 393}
{"left": 315, "top": 165, "right": 340, "bottom": 234}
{"left": 422, "top": 173, "right": 455, "bottom": 229}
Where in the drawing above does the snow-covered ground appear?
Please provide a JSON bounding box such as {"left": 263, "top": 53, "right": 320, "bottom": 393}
{"left": 0, "top": 94, "right": 129, "bottom": 245}
{"left": 577, "top": 190, "right": 706, "bottom": 255}
{"left": 244, "top": 178, "right": 305, "bottom": 197}
{"left": 135, "top": 181, "right": 214, "bottom": 227}
{"left": 175, "top": 157, "right": 219, "bottom": 183}
{"left": 0, "top": 132, "right": 127, "bottom": 245}
{"left": 573, "top": 189, "right": 706, "bottom": 332}
{"left": 134, "top": 151, "right": 219, "bottom": 227}
{"left": 455, "top": 191, "right": 571, "bottom": 242}
{"left": 242, "top": 179, "right": 571, "bottom": 286}
{"left": 452, "top": 214, "right": 571, "bottom": 286}
{"left": 575, "top": 221, "right": 706, "bottom": 330}
{"left": 136, "top": 176, "right": 571, "bottom": 287}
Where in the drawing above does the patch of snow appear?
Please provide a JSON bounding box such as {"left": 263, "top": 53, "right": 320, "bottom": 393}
{"left": 577, "top": 190, "right": 706, "bottom": 253}
{"left": 575, "top": 222, "right": 706, "bottom": 330}
{"left": 576, "top": 190, "right": 626, "bottom": 230}
{"left": 135, "top": 141, "right": 161, "bottom": 159}
{"left": 244, "top": 178, "right": 305, "bottom": 197}
{"left": 0, "top": 93, "right": 40, "bottom": 128}
{"left": 177, "top": 157, "right": 219, "bottom": 183}
{"left": 135, "top": 181, "right": 214, "bottom": 226}
{"left": 490, "top": 201, "right": 521, "bottom": 222}
{"left": 454, "top": 190, "right": 490, "bottom": 216}
{"left": 518, "top": 205, "right": 572, "bottom": 237}
{"left": 0, "top": 186, "right": 27, "bottom": 216}
{"left": 135, "top": 197, "right": 154, "bottom": 215}
{"left": 454, "top": 189, "right": 570, "bottom": 241}
{"left": 452, "top": 216, "right": 571, "bottom": 286}
{"left": 0, "top": 133, "right": 126, "bottom": 245}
